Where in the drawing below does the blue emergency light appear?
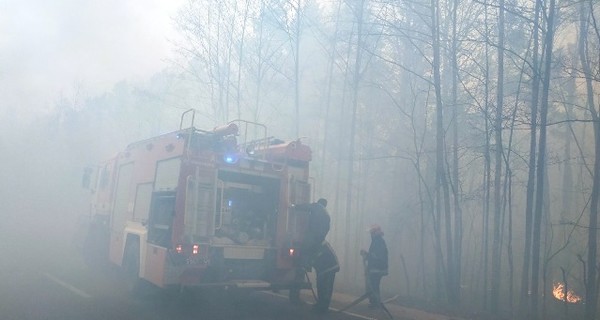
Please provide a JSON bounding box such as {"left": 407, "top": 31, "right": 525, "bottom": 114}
{"left": 223, "top": 153, "right": 239, "bottom": 164}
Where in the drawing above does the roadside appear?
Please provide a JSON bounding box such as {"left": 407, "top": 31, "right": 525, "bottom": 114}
{"left": 289, "top": 289, "right": 464, "bottom": 320}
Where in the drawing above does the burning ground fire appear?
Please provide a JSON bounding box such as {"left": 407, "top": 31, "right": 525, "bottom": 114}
{"left": 552, "top": 282, "right": 582, "bottom": 304}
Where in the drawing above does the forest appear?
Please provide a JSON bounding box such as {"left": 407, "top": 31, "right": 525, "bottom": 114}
{"left": 2, "top": 0, "right": 600, "bottom": 319}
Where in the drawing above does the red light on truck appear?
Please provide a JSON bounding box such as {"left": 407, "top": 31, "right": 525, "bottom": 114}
{"left": 192, "top": 244, "right": 200, "bottom": 255}
{"left": 175, "top": 244, "right": 183, "bottom": 254}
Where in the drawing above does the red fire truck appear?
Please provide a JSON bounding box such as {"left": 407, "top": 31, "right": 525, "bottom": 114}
{"left": 83, "top": 110, "right": 313, "bottom": 299}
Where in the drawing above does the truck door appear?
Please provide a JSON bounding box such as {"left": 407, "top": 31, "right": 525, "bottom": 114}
{"left": 147, "top": 192, "right": 176, "bottom": 247}
{"left": 143, "top": 191, "right": 175, "bottom": 286}
{"left": 143, "top": 157, "right": 180, "bottom": 286}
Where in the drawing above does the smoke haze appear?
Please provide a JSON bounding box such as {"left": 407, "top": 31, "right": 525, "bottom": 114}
{"left": 0, "top": 0, "right": 186, "bottom": 302}
{"left": 0, "top": 0, "right": 184, "bottom": 119}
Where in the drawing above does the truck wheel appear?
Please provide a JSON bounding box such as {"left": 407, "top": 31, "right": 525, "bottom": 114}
{"left": 82, "top": 220, "right": 109, "bottom": 268}
{"left": 123, "top": 240, "right": 142, "bottom": 296}
{"left": 289, "top": 287, "right": 301, "bottom": 304}
{"left": 289, "top": 267, "right": 304, "bottom": 304}
{"left": 227, "top": 287, "right": 251, "bottom": 303}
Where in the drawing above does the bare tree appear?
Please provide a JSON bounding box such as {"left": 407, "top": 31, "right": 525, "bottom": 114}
{"left": 267, "top": 0, "right": 308, "bottom": 137}
{"left": 448, "top": 0, "right": 463, "bottom": 305}
{"left": 430, "top": 0, "right": 455, "bottom": 303}
{"left": 490, "top": 0, "right": 506, "bottom": 313}
{"left": 531, "top": 0, "right": 557, "bottom": 318}
{"left": 519, "top": 0, "right": 542, "bottom": 316}
{"left": 343, "top": 0, "right": 366, "bottom": 282}
{"left": 578, "top": 2, "right": 600, "bottom": 319}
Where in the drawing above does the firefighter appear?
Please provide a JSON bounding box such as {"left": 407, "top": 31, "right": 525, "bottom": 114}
{"left": 290, "top": 198, "right": 339, "bottom": 313}
{"left": 291, "top": 198, "right": 330, "bottom": 268}
{"left": 360, "top": 224, "right": 388, "bottom": 308}
{"left": 311, "top": 240, "right": 340, "bottom": 313}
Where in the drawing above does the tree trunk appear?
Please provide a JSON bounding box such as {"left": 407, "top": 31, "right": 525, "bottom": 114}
{"left": 318, "top": 0, "right": 343, "bottom": 192}
{"left": 450, "top": 0, "right": 463, "bottom": 305}
{"left": 480, "top": 0, "right": 492, "bottom": 309}
{"left": 579, "top": 2, "right": 599, "bottom": 319}
{"left": 430, "top": 0, "right": 453, "bottom": 302}
{"left": 342, "top": 0, "right": 365, "bottom": 283}
{"left": 531, "top": 0, "right": 556, "bottom": 318}
{"left": 293, "top": 0, "right": 301, "bottom": 138}
{"left": 519, "top": 0, "right": 541, "bottom": 317}
{"left": 490, "top": 0, "right": 505, "bottom": 313}
{"left": 235, "top": 0, "right": 250, "bottom": 119}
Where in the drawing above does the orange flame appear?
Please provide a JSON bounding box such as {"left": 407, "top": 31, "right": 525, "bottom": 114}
{"left": 552, "top": 282, "right": 582, "bottom": 304}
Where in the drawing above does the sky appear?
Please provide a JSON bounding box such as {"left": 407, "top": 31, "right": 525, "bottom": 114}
{"left": 0, "top": 0, "right": 186, "bottom": 119}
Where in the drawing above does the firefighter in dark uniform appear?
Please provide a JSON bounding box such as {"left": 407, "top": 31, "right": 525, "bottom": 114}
{"left": 311, "top": 240, "right": 340, "bottom": 313}
{"left": 294, "top": 198, "right": 330, "bottom": 260}
{"left": 291, "top": 198, "right": 340, "bottom": 313}
{"left": 360, "top": 224, "right": 388, "bottom": 308}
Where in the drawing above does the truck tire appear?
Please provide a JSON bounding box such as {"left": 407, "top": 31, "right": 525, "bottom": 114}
{"left": 289, "top": 267, "right": 305, "bottom": 304}
{"left": 123, "top": 238, "right": 142, "bottom": 296}
{"left": 289, "top": 287, "right": 301, "bottom": 304}
{"left": 82, "top": 219, "right": 109, "bottom": 268}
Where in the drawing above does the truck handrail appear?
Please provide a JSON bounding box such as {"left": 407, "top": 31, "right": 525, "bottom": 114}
{"left": 228, "top": 119, "right": 270, "bottom": 160}
{"left": 216, "top": 180, "right": 225, "bottom": 230}
{"left": 180, "top": 109, "right": 196, "bottom": 130}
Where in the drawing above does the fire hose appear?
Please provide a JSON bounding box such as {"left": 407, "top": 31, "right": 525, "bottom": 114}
{"left": 337, "top": 253, "right": 394, "bottom": 320}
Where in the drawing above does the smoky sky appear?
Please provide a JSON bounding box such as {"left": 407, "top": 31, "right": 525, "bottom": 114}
{"left": 0, "top": 0, "right": 185, "bottom": 119}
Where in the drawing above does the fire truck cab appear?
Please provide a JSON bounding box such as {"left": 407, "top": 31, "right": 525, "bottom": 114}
{"left": 83, "top": 111, "right": 313, "bottom": 298}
